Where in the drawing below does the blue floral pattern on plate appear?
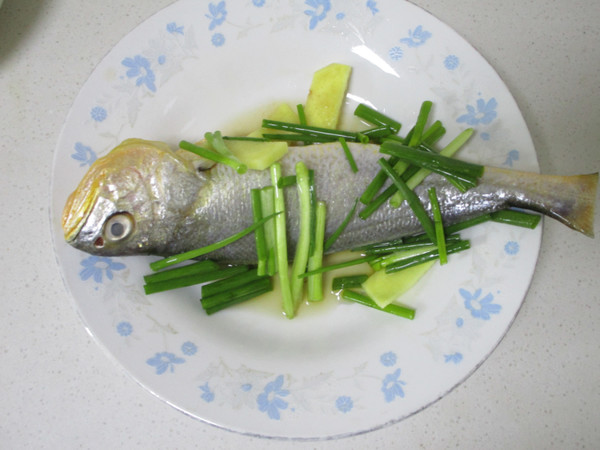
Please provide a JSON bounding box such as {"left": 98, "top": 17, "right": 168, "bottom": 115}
{"left": 51, "top": 0, "right": 542, "bottom": 439}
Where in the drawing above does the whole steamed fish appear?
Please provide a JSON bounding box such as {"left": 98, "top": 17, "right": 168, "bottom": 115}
{"left": 62, "top": 139, "right": 597, "bottom": 263}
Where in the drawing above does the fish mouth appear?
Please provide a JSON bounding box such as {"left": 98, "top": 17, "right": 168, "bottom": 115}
{"left": 62, "top": 176, "right": 101, "bottom": 243}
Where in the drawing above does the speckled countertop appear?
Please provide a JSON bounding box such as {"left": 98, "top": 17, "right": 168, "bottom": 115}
{"left": 1, "top": 0, "right": 599, "bottom": 448}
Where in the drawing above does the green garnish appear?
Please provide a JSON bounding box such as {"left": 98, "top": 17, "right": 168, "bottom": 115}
{"left": 271, "top": 163, "right": 295, "bottom": 318}
{"left": 357, "top": 126, "right": 420, "bottom": 206}
{"left": 384, "top": 239, "right": 471, "bottom": 273}
{"left": 297, "top": 104, "right": 307, "bottom": 125}
{"left": 331, "top": 274, "right": 369, "bottom": 290}
{"left": 420, "top": 120, "right": 446, "bottom": 146}
{"left": 324, "top": 198, "right": 359, "bottom": 252}
{"left": 380, "top": 141, "right": 483, "bottom": 188}
{"left": 261, "top": 133, "right": 334, "bottom": 144}
{"left": 340, "top": 289, "right": 415, "bottom": 320}
{"left": 201, "top": 276, "right": 273, "bottom": 315}
{"left": 357, "top": 162, "right": 424, "bottom": 220}
{"left": 339, "top": 138, "right": 359, "bottom": 173}
{"left": 179, "top": 140, "right": 247, "bottom": 174}
{"left": 259, "top": 186, "right": 277, "bottom": 276}
{"left": 369, "top": 245, "right": 437, "bottom": 272}
{"left": 354, "top": 234, "right": 462, "bottom": 255}
{"left": 378, "top": 158, "right": 437, "bottom": 244}
{"left": 307, "top": 201, "right": 327, "bottom": 301}
{"left": 360, "top": 126, "right": 396, "bottom": 140}
{"left": 299, "top": 254, "right": 378, "bottom": 278}
{"left": 204, "top": 131, "right": 248, "bottom": 174}
{"left": 149, "top": 212, "right": 280, "bottom": 272}
{"left": 144, "top": 265, "right": 249, "bottom": 295}
{"left": 491, "top": 210, "right": 542, "bottom": 229}
{"left": 277, "top": 175, "right": 297, "bottom": 188}
{"left": 308, "top": 169, "right": 317, "bottom": 256}
{"left": 222, "top": 136, "right": 268, "bottom": 142}
{"left": 428, "top": 187, "right": 448, "bottom": 264}
{"left": 251, "top": 189, "right": 268, "bottom": 276}
{"left": 290, "top": 161, "right": 312, "bottom": 307}
{"left": 408, "top": 100, "right": 433, "bottom": 147}
{"left": 201, "top": 268, "right": 269, "bottom": 298}
{"left": 388, "top": 128, "right": 474, "bottom": 207}
{"left": 353, "top": 103, "right": 401, "bottom": 134}
{"left": 261, "top": 119, "right": 360, "bottom": 142}
{"left": 143, "top": 260, "right": 219, "bottom": 285}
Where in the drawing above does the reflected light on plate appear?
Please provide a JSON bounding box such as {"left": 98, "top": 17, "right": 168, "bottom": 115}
{"left": 351, "top": 45, "right": 399, "bottom": 78}
{"left": 346, "top": 93, "right": 375, "bottom": 108}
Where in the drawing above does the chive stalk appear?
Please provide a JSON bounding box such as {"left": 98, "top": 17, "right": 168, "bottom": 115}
{"left": 357, "top": 128, "right": 416, "bottom": 206}
{"left": 261, "top": 133, "right": 336, "bottom": 144}
{"left": 149, "top": 212, "right": 280, "bottom": 271}
{"left": 179, "top": 140, "right": 247, "bottom": 174}
{"left": 262, "top": 119, "right": 359, "bottom": 142}
{"left": 222, "top": 136, "right": 268, "bottom": 142}
{"left": 357, "top": 162, "right": 423, "bottom": 220}
{"left": 260, "top": 187, "right": 277, "bottom": 276}
{"left": 381, "top": 141, "right": 483, "bottom": 184}
{"left": 360, "top": 126, "right": 395, "bottom": 140}
{"left": 201, "top": 268, "right": 268, "bottom": 298}
{"left": 491, "top": 210, "right": 542, "bottom": 229}
{"left": 428, "top": 187, "right": 448, "bottom": 264}
{"left": 355, "top": 235, "right": 462, "bottom": 255}
{"left": 332, "top": 274, "right": 369, "bottom": 290}
{"left": 307, "top": 201, "right": 327, "bottom": 301}
{"left": 384, "top": 240, "right": 471, "bottom": 273}
{"left": 299, "top": 254, "right": 378, "bottom": 278}
{"left": 277, "top": 175, "right": 297, "bottom": 188}
{"left": 340, "top": 289, "right": 415, "bottom": 320}
{"left": 290, "top": 161, "right": 312, "bottom": 307}
{"left": 297, "top": 104, "right": 307, "bottom": 125}
{"left": 408, "top": 101, "right": 433, "bottom": 147}
{"left": 204, "top": 131, "right": 248, "bottom": 174}
{"left": 369, "top": 245, "right": 437, "bottom": 272}
{"left": 270, "top": 163, "right": 295, "bottom": 318}
{"left": 144, "top": 265, "right": 249, "bottom": 295}
{"left": 308, "top": 169, "right": 317, "bottom": 257}
{"left": 324, "top": 198, "right": 359, "bottom": 252}
{"left": 143, "top": 260, "right": 219, "bottom": 285}
{"left": 378, "top": 158, "right": 437, "bottom": 244}
{"left": 353, "top": 103, "right": 401, "bottom": 134}
{"left": 251, "top": 189, "right": 268, "bottom": 275}
{"left": 339, "top": 138, "right": 359, "bottom": 173}
{"left": 420, "top": 120, "right": 446, "bottom": 146}
{"left": 201, "top": 277, "right": 272, "bottom": 315}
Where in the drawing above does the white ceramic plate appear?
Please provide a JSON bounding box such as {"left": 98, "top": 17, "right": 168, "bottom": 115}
{"left": 51, "top": 0, "right": 541, "bottom": 439}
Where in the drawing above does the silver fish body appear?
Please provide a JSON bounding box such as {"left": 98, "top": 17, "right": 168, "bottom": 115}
{"left": 62, "top": 139, "right": 597, "bottom": 263}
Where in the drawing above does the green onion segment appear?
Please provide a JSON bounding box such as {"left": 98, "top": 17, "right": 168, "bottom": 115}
{"left": 270, "top": 163, "right": 295, "bottom": 318}
{"left": 290, "top": 162, "right": 312, "bottom": 307}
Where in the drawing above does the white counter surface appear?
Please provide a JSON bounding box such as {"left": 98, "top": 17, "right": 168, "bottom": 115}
{"left": 1, "top": 1, "right": 598, "bottom": 448}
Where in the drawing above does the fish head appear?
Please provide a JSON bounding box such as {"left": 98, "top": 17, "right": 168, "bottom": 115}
{"left": 62, "top": 138, "right": 203, "bottom": 256}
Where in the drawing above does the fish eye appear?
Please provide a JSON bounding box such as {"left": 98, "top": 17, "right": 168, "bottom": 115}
{"left": 104, "top": 212, "right": 134, "bottom": 242}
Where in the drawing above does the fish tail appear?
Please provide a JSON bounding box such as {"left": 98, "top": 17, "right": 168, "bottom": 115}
{"left": 483, "top": 167, "right": 598, "bottom": 237}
